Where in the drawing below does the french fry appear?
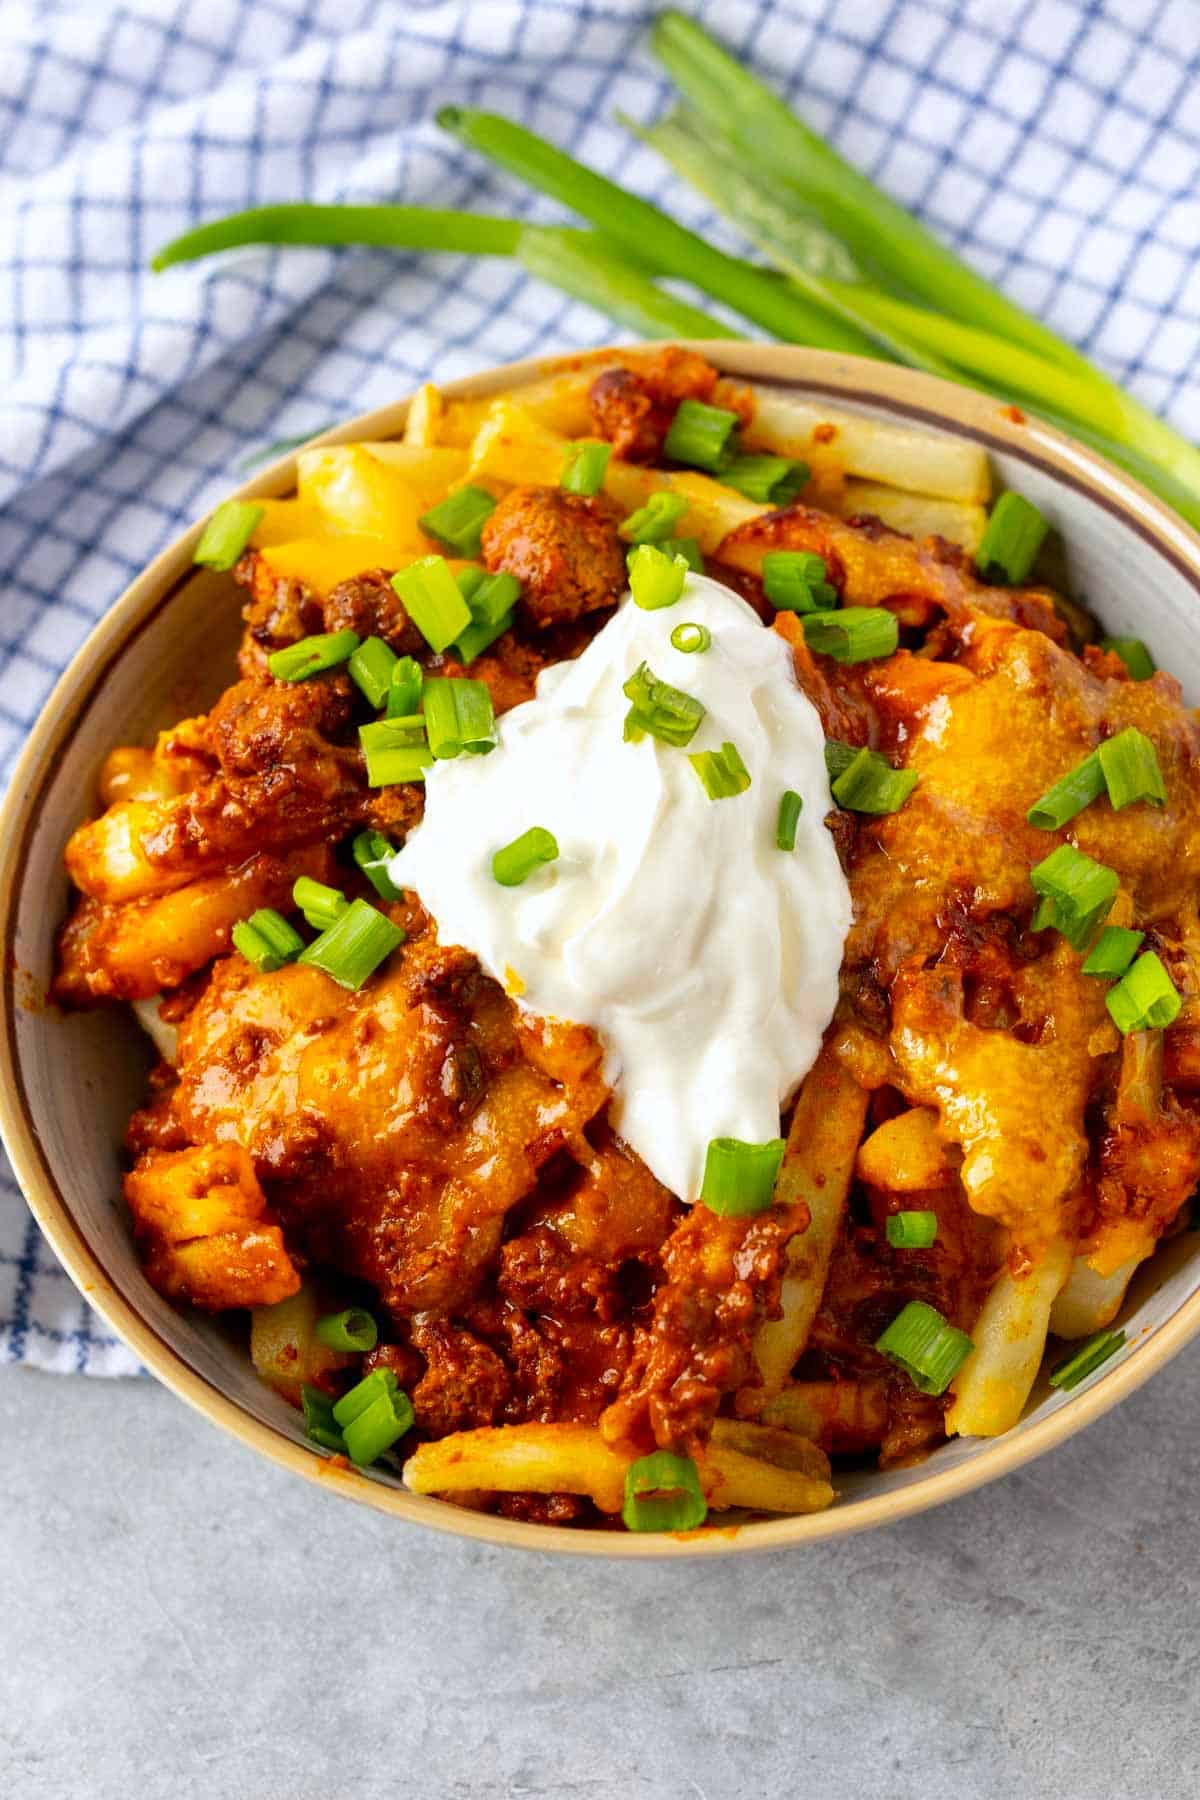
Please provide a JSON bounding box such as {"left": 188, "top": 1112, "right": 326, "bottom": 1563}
{"left": 745, "top": 390, "right": 992, "bottom": 503}
{"left": 947, "top": 1237, "right": 1073, "bottom": 1437}
{"left": 402, "top": 382, "right": 443, "bottom": 448}
{"left": 837, "top": 481, "right": 988, "bottom": 552}
{"left": 702, "top": 1420, "right": 835, "bottom": 1514}
{"left": 404, "top": 1422, "right": 629, "bottom": 1514}
{"left": 759, "top": 1380, "right": 888, "bottom": 1451}
{"left": 466, "top": 399, "right": 567, "bottom": 489}
{"left": 132, "top": 996, "right": 178, "bottom": 1065}
{"left": 250, "top": 1283, "right": 351, "bottom": 1406}
{"left": 1049, "top": 1250, "right": 1148, "bottom": 1340}
{"left": 250, "top": 497, "right": 326, "bottom": 548}
{"left": 856, "top": 1105, "right": 953, "bottom": 1191}
{"left": 751, "top": 1047, "right": 871, "bottom": 1399}
{"left": 356, "top": 442, "right": 470, "bottom": 507}
{"left": 296, "top": 445, "right": 428, "bottom": 548}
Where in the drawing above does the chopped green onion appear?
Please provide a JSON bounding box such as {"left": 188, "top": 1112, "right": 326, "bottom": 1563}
{"left": 391, "top": 556, "right": 473, "bottom": 653}
{"left": 352, "top": 828, "right": 402, "bottom": 902}
{"left": 699, "top": 1135, "right": 785, "bottom": 1216}
{"left": 292, "top": 874, "right": 349, "bottom": 932}
{"left": 823, "top": 738, "right": 860, "bottom": 781}
{"left": 1029, "top": 843, "right": 1119, "bottom": 950}
{"left": 622, "top": 1450, "right": 707, "bottom": 1533}
{"left": 453, "top": 611, "right": 514, "bottom": 664}
{"left": 422, "top": 676, "right": 497, "bottom": 759}
{"left": 268, "top": 629, "right": 360, "bottom": 683}
{"left": 670, "top": 621, "right": 711, "bottom": 655}
{"left": 830, "top": 746, "right": 917, "bottom": 814}
{"left": 1101, "top": 636, "right": 1155, "bottom": 681}
{"left": 975, "top": 492, "right": 1049, "bottom": 585}
{"left": 776, "top": 788, "right": 803, "bottom": 851}
{"left": 459, "top": 567, "right": 521, "bottom": 627}
{"left": 343, "top": 1386, "right": 415, "bottom": 1466}
{"left": 762, "top": 550, "right": 835, "bottom": 614}
{"left": 1026, "top": 751, "right": 1104, "bottom": 829}
{"left": 359, "top": 718, "right": 434, "bottom": 786}
{"left": 560, "top": 439, "right": 611, "bottom": 496}
{"left": 388, "top": 655, "right": 424, "bottom": 717}
{"left": 875, "top": 1300, "right": 972, "bottom": 1396}
{"left": 659, "top": 535, "right": 704, "bottom": 573}
{"left": 1105, "top": 951, "right": 1183, "bottom": 1034}
{"left": 622, "top": 661, "right": 706, "bottom": 747}
{"left": 231, "top": 908, "right": 306, "bottom": 973}
{"left": 347, "top": 636, "right": 399, "bottom": 709}
{"left": 1081, "top": 925, "right": 1144, "bottom": 978}
{"left": 662, "top": 397, "right": 740, "bottom": 472}
{"left": 298, "top": 897, "right": 404, "bottom": 991}
{"left": 620, "top": 489, "right": 690, "bottom": 542}
{"left": 418, "top": 484, "right": 496, "bottom": 558}
{"left": 492, "top": 826, "right": 560, "bottom": 887}
{"left": 193, "top": 499, "right": 264, "bottom": 571}
{"left": 689, "top": 740, "right": 751, "bottom": 801}
{"left": 332, "top": 1367, "right": 398, "bottom": 1427}
{"left": 720, "top": 453, "right": 809, "bottom": 505}
{"left": 1048, "top": 1328, "right": 1126, "bottom": 1391}
{"left": 1097, "top": 727, "right": 1167, "bottom": 811}
{"left": 885, "top": 1210, "right": 938, "bottom": 1249}
{"left": 315, "top": 1308, "right": 378, "bottom": 1353}
{"left": 301, "top": 1385, "right": 346, "bottom": 1453}
{"left": 628, "top": 542, "right": 689, "bottom": 611}
{"left": 803, "top": 606, "right": 898, "bottom": 663}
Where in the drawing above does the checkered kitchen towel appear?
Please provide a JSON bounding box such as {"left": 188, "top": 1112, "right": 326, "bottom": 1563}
{"left": 2, "top": 0, "right": 1198, "bottom": 1374}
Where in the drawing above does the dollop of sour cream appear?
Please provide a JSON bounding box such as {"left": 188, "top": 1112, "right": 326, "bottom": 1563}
{"left": 390, "top": 574, "right": 852, "bottom": 1200}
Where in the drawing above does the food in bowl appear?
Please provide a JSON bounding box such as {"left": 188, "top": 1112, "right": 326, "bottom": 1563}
{"left": 51, "top": 347, "right": 1200, "bottom": 1535}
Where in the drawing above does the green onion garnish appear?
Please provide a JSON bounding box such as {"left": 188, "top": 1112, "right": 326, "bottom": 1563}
{"left": 1081, "top": 925, "right": 1144, "bottom": 979}
{"left": 391, "top": 555, "right": 473, "bottom": 653}
{"left": 622, "top": 661, "right": 706, "bottom": 747}
{"left": 453, "top": 612, "right": 513, "bottom": 664}
{"left": 762, "top": 550, "right": 836, "bottom": 614}
{"left": 293, "top": 874, "right": 349, "bottom": 932}
{"left": 359, "top": 718, "right": 433, "bottom": 786}
{"left": 1048, "top": 1328, "right": 1126, "bottom": 1391}
{"left": 628, "top": 542, "right": 690, "bottom": 611}
{"left": 268, "top": 629, "right": 360, "bottom": 683}
{"left": 193, "top": 499, "right": 264, "bottom": 571}
{"left": 670, "top": 621, "right": 711, "bottom": 654}
{"left": 823, "top": 738, "right": 860, "bottom": 781}
{"left": 352, "top": 828, "right": 402, "bottom": 902}
{"left": 830, "top": 746, "right": 917, "bottom": 814}
{"left": 298, "top": 897, "right": 405, "bottom": 991}
{"left": 1097, "top": 726, "right": 1166, "bottom": 811}
{"left": 315, "top": 1308, "right": 378, "bottom": 1353}
{"left": 803, "top": 606, "right": 898, "bottom": 663}
{"left": 885, "top": 1210, "right": 938, "bottom": 1250}
{"left": 301, "top": 1385, "right": 346, "bottom": 1453}
{"left": 1029, "top": 843, "right": 1118, "bottom": 950}
{"left": 622, "top": 1450, "right": 707, "bottom": 1533}
{"left": 1100, "top": 636, "right": 1155, "bottom": 680}
{"left": 459, "top": 567, "right": 521, "bottom": 627}
{"left": 620, "top": 490, "right": 690, "bottom": 543}
{"left": 347, "top": 636, "right": 399, "bottom": 709}
{"left": 1026, "top": 751, "right": 1105, "bottom": 829}
{"left": 776, "top": 789, "right": 803, "bottom": 851}
{"left": 231, "top": 908, "right": 306, "bottom": 973}
{"left": 332, "top": 1369, "right": 414, "bottom": 1467}
{"left": 417, "top": 484, "right": 496, "bottom": 557}
{"left": 1105, "top": 950, "right": 1183, "bottom": 1034}
{"left": 720, "top": 453, "right": 809, "bottom": 505}
{"left": 560, "top": 439, "right": 611, "bottom": 496}
{"left": 975, "top": 492, "right": 1049, "bottom": 585}
{"left": 659, "top": 535, "right": 704, "bottom": 573}
{"left": 422, "top": 676, "right": 497, "bottom": 759}
{"left": 662, "top": 397, "right": 740, "bottom": 472}
{"left": 875, "top": 1300, "right": 972, "bottom": 1395}
{"left": 388, "top": 655, "right": 424, "bottom": 717}
{"left": 689, "top": 740, "right": 751, "bottom": 801}
{"left": 492, "top": 825, "right": 560, "bottom": 887}
{"left": 699, "top": 1135, "right": 785, "bottom": 1216}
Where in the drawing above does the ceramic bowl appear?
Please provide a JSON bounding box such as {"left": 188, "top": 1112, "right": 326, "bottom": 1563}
{"left": 4, "top": 343, "right": 1200, "bottom": 1557}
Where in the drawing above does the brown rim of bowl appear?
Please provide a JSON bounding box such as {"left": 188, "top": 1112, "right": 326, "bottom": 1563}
{"left": 4, "top": 343, "right": 1200, "bottom": 1559}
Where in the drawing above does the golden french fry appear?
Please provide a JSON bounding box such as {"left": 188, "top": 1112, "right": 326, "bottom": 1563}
{"left": 948, "top": 1237, "right": 1073, "bottom": 1437}
{"left": 838, "top": 481, "right": 988, "bottom": 552}
{"left": 746, "top": 390, "right": 992, "bottom": 503}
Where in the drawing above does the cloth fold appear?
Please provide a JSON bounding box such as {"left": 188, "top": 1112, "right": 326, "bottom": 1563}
{"left": 1, "top": 0, "right": 1197, "bottom": 1373}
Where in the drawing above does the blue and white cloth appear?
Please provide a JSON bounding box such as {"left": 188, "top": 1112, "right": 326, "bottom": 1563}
{"left": 2, "top": 0, "right": 1197, "bottom": 1375}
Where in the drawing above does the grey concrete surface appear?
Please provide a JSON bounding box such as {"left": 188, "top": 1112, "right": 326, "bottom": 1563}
{"left": 2, "top": 1357, "right": 1198, "bottom": 1800}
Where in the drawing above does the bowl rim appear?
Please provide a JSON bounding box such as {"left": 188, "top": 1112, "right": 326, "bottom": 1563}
{"left": 5, "top": 340, "right": 1200, "bottom": 1559}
